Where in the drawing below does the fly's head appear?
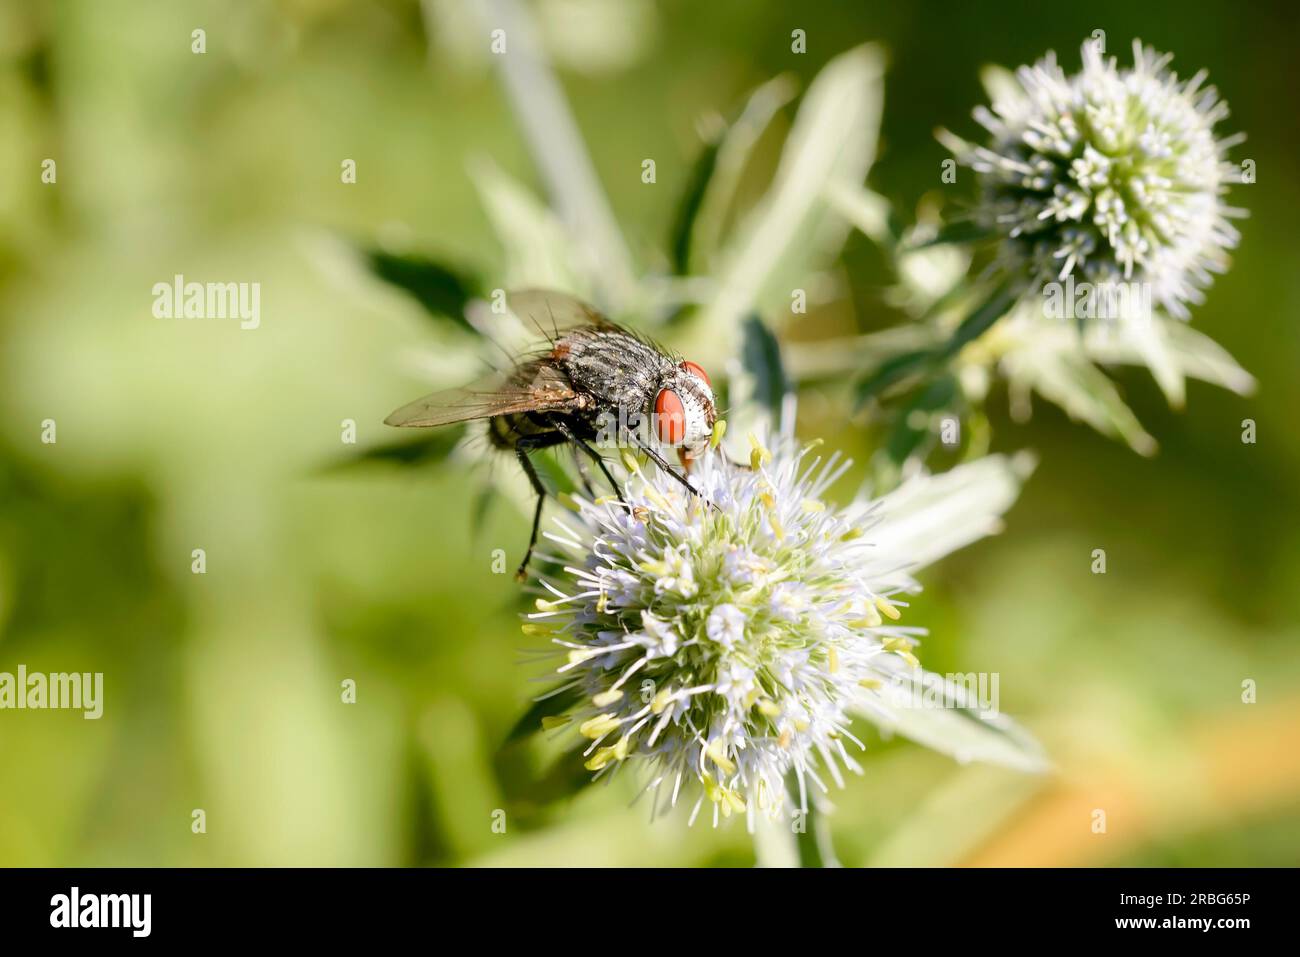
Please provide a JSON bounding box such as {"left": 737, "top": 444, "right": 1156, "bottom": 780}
{"left": 652, "top": 360, "right": 716, "bottom": 461}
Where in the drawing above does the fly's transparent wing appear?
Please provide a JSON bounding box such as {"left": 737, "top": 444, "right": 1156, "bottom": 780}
{"left": 384, "top": 361, "right": 579, "bottom": 428}
{"left": 506, "top": 289, "right": 616, "bottom": 340}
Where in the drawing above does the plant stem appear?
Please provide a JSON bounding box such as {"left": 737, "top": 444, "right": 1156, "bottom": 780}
{"left": 786, "top": 771, "right": 841, "bottom": 867}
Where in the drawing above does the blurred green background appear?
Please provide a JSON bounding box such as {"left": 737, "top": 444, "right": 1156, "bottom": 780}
{"left": 1, "top": 0, "right": 1297, "bottom": 866}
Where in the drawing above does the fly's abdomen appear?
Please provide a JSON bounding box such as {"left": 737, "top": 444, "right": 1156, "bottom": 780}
{"left": 488, "top": 412, "right": 555, "bottom": 450}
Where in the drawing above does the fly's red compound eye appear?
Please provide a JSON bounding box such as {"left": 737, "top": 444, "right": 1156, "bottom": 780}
{"left": 679, "top": 360, "right": 710, "bottom": 386}
{"left": 654, "top": 388, "right": 685, "bottom": 445}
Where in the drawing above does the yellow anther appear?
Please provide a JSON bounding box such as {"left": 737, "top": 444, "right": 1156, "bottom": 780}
{"left": 578, "top": 713, "right": 621, "bottom": 739}
{"left": 706, "top": 741, "right": 736, "bottom": 775}
{"left": 631, "top": 505, "right": 650, "bottom": 522}
{"left": 593, "top": 688, "right": 624, "bottom": 707}
{"left": 620, "top": 449, "right": 641, "bottom": 475}
{"left": 827, "top": 646, "right": 840, "bottom": 673}
{"left": 541, "top": 714, "right": 571, "bottom": 730}
{"left": 793, "top": 718, "right": 809, "bottom": 732}
{"left": 801, "top": 499, "right": 826, "bottom": 514}
{"left": 521, "top": 623, "right": 551, "bottom": 636}
{"left": 585, "top": 746, "right": 617, "bottom": 771}
{"left": 875, "top": 596, "right": 902, "bottom": 621}
{"left": 535, "top": 597, "right": 558, "bottom": 612}
{"left": 756, "top": 698, "right": 781, "bottom": 718}
{"left": 778, "top": 729, "right": 792, "bottom": 749}
{"left": 651, "top": 688, "right": 673, "bottom": 714}
{"left": 568, "top": 648, "right": 599, "bottom": 665}
{"left": 756, "top": 491, "right": 784, "bottom": 538}
{"left": 841, "top": 527, "right": 864, "bottom": 541}
{"left": 857, "top": 678, "right": 882, "bottom": 690}
{"left": 643, "top": 484, "right": 672, "bottom": 511}
{"left": 701, "top": 773, "right": 724, "bottom": 804}
{"left": 709, "top": 418, "right": 728, "bottom": 450}
{"left": 880, "top": 638, "right": 919, "bottom": 669}
{"left": 850, "top": 609, "right": 883, "bottom": 629}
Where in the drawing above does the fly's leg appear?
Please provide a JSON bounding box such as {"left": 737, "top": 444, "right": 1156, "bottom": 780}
{"left": 513, "top": 432, "right": 567, "bottom": 581}
{"left": 552, "top": 419, "right": 624, "bottom": 503}
{"left": 572, "top": 450, "right": 595, "bottom": 497}
{"left": 514, "top": 447, "right": 546, "bottom": 582}
{"left": 631, "top": 435, "right": 719, "bottom": 511}
{"left": 679, "top": 448, "right": 750, "bottom": 473}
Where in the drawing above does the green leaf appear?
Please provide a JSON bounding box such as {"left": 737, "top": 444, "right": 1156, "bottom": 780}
{"left": 785, "top": 326, "right": 938, "bottom": 386}
{"left": 1154, "top": 321, "right": 1255, "bottom": 396}
{"left": 321, "top": 427, "right": 464, "bottom": 471}
{"left": 531, "top": 447, "right": 578, "bottom": 496}
{"left": 739, "top": 314, "right": 789, "bottom": 420}
{"left": 470, "top": 485, "right": 498, "bottom": 541}
{"left": 1082, "top": 316, "right": 1256, "bottom": 398}
{"left": 532, "top": 746, "right": 598, "bottom": 804}
{"left": 669, "top": 138, "right": 721, "bottom": 275}
{"left": 416, "top": 698, "right": 503, "bottom": 860}
{"left": 855, "top": 349, "right": 935, "bottom": 406}
{"left": 859, "top": 671, "right": 1049, "bottom": 774}
{"left": 857, "top": 287, "right": 1013, "bottom": 424}
{"left": 939, "top": 283, "right": 1016, "bottom": 359}
{"left": 824, "top": 181, "right": 893, "bottom": 246}
{"left": 470, "top": 160, "right": 589, "bottom": 296}
{"left": 717, "top": 314, "right": 790, "bottom": 454}
{"left": 502, "top": 684, "right": 586, "bottom": 746}
{"left": 901, "top": 219, "right": 992, "bottom": 250}
{"left": 684, "top": 44, "right": 885, "bottom": 361}
{"left": 869, "top": 452, "right": 1035, "bottom": 571}
{"left": 882, "top": 375, "right": 958, "bottom": 466}
{"left": 1005, "top": 345, "right": 1157, "bottom": 455}
{"left": 365, "top": 251, "right": 479, "bottom": 332}
{"left": 671, "top": 74, "right": 798, "bottom": 279}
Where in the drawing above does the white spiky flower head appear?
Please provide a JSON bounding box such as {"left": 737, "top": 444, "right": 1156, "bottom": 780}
{"left": 525, "top": 427, "right": 1043, "bottom": 828}
{"left": 941, "top": 38, "right": 1246, "bottom": 320}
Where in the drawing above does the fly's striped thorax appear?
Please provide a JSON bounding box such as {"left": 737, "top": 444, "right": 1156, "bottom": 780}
{"left": 559, "top": 330, "right": 673, "bottom": 414}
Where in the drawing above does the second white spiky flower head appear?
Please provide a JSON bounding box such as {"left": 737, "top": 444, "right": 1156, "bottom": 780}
{"left": 942, "top": 38, "right": 1246, "bottom": 320}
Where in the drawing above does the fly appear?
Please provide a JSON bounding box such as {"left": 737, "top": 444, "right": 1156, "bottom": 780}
{"left": 384, "top": 289, "right": 719, "bottom": 578}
